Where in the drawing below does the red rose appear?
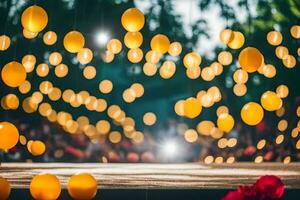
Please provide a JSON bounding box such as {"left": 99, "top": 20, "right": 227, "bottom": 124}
{"left": 238, "top": 185, "right": 258, "bottom": 200}
{"left": 255, "top": 175, "right": 284, "bottom": 200}
{"left": 222, "top": 190, "right": 244, "bottom": 200}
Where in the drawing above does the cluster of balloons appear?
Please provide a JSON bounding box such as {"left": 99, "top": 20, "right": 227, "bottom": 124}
{"left": 29, "top": 172, "right": 97, "bottom": 200}
{"left": 122, "top": 83, "right": 144, "bottom": 103}
{"left": 103, "top": 38, "right": 122, "bottom": 63}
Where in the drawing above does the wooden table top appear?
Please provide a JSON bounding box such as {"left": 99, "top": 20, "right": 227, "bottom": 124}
{"left": 1, "top": 162, "right": 300, "bottom": 189}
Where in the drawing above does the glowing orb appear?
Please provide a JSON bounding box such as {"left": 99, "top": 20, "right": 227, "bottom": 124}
{"left": 124, "top": 31, "right": 143, "bottom": 49}
{"left": 261, "top": 91, "right": 282, "bottom": 111}
{"left": 220, "top": 29, "right": 233, "bottom": 44}
{"left": 0, "top": 176, "right": 11, "bottom": 200}
{"left": 30, "top": 174, "right": 61, "bottom": 200}
{"left": 184, "top": 98, "right": 202, "bottom": 119}
{"left": 241, "top": 102, "right": 264, "bottom": 126}
{"left": 99, "top": 80, "right": 113, "bottom": 94}
{"left": 1, "top": 61, "right": 26, "bottom": 87}
{"left": 107, "top": 39, "right": 122, "bottom": 54}
{"left": 217, "top": 113, "right": 235, "bottom": 133}
{"left": 0, "top": 35, "right": 10, "bottom": 51}
{"left": 121, "top": 8, "right": 145, "bottom": 32}
{"left": 21, "top": 5, "right": 48, "bottom": 32}
{"left": 143, "top": 112, "right": 157, "bottom": 126}
{"left": 63, "top": 31, "right": 85, "bottom": 53}
{"left": 183, "top": 52, "right": 202, "bottom": 68}
{"left": 55, "top": 64, "right": 68, "bottom": 78}
{"left": 238, "top": 47, "right": 263, "bottom": 73}
{"left": 127, "top": 48, "right": 143, "bottom": 63}
{"left": 77, "top": 48, "right": 93, "bottom": 65}
{"left": 168, "top": 42, "right": 182, "bottom": 56}
{"left": 267, "top": 31, "right": 282, "bottom": 46}
{"left": 30, "top": 140, "right": 46, "bottom": 156}
{"left": 227, "top": 31, "right": 245, "bottom": 49}
{"left": 0, "top": 122, "right": 19, "bottom": 150}
{"left": 43, "top": 31, "right": 57, "bottom": 45}
{"left": 150, "top": 34, "right": 170, "bottom": 54}
{"left": 67, "top": 173, "right": 97, "bottom": 200}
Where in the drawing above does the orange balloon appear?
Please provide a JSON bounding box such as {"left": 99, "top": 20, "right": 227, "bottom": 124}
{"left": 217, "top": 113, "right": 235, "bottom": 133}
{"left": 0, "top": 35, "right": 10, "bottom": 51}
{"left": 261, "top": 91, "right": 282, "bottom": 111}
{"left": 63, "top": 31, "right": 85, "bottom": 53}
{"left": 227, "top": 31, "right": 245, "bottom": 49}
{"left": 241, "top": 102, "right": 264, "bottom": 126}
{"left": 30, "top": 140, "right": 46, "bottom": 156}
{"left": 0, "top": 122, "right": 19, "bottom": 150}
{"left": 150, "top": 34, "right": 170, "bottom": 54}
{"left": 124, "top": 32, "right": 143, "bottom": 49}
{"left": 121, "top": 8, "right": 145, "bottom": 32}
{"left": 21, "top": 5, "right": 48, "bottom": 33}
{"left": 67, "top": 173, "right": 97, "bottom": 200}
{"left": 1, "top": 61, "right": 27, "bottom": 87}
{"left": 0, "top": 176, "right": 11, "bottom": 200}
{"left": 238, "top": 47, "right": 263, "bottom": 73}
{"left": 184, "top": 98, "right": 202, "bottom": 119}
{"left": 30, "top": 174, "right": 61, "bottom": 200}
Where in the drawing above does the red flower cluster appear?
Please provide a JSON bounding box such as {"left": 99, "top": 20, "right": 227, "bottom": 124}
{"left": 222, "top": 175, "right": 285, "bottom": 200}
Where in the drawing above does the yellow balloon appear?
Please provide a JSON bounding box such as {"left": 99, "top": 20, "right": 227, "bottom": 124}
{"left": 0, "top": 35, "right": 10, "bottom": 51}
{"left": 241, "top": 102, "right": 264, "bottom": 126}
{"left": 21, "top": 5, "right": 48, "bottom": 33}
{"left": 63, "top": 31, "right": 85, "bottom": 53}
{"left": 121, "top": 8, "right": 145, "bottom": 32}
{"left": 0, "top": 176, "right": 11, "bottom": 200}
{"left": 228, "top": 31, "right": 245, "bottom": 49}
{"left": 238, "top": 47, "right": 263, "bottom": 73}
{"left": 1, "top": 61, "right": 26, "bottom": 87}
{"left": 124, "top": 31, "right": 143, "bottom": 49}
{"left": 68, "top": 173, "right": 97, "bottom": 200}
{"left": 183, "top": 52, "right": 202, "bottom": 68}
{"left": 30, "top": 174, "right": 61, "bottom": 200}
{"left": 150, "top": 34, "right": 170, "bottom": 54}
{"left": 217, "top": 113, "right": 235, "bottom": 133}
{"left": 261, "top": 91, "right": 282, "bottom": 111}
{"left": 30, "top": 140, "right": 46, "bottom": 156}
{"left": 0, "top": 122, "right": 19, "bottom": 150}
{"left": 184, "top": 98, "right": 202, "bottom": 119}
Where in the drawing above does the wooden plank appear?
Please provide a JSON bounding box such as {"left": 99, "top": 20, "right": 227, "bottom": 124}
{"left": 0, "top": 163, "right": 300, "bottom": 189}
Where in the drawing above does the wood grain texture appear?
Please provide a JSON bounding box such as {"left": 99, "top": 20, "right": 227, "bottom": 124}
{"left": 1, "top": 163, "right": 300, "bottom": 189}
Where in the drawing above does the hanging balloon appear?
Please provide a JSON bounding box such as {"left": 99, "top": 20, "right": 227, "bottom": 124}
{"left": 238, "top": 47, "right": 263, "bottom": 73}
{"left": 276, "top": 85, "right": 289, "bottom": 98}
{"left": 183, "top": 52, "right": 202, "bottom": 68}
{"left": 36, "top": 63, "right": 49, "bottom": 77}
{"left": 0, "top": 122, "right": 19, "bottom": 150}
{"left": 83, "top": 66, "right": 96, "bottom": 79}
{"left": 159, "top": 60, "right": 176, "bottom": 79}
{"left": 168, "top": 42, "right": 182, "bottom": 56}
{"left": 99, "top": 80, "right": 113, "bottom": 94}
{"left": 145, "top": 50, "right": 161, "bottom": 64}
{"left": 49, "top": 52, "right": 62, "bottom": 66}
{"left": 201, "top": 67, "right": 215, "bottom": 81}
{"left": 0, "top": 35, "right": 10, "bottom": 51}
{"left": 211, "top": 62, "right": 223, "bottom": 76}
{"left": 43, "top": 31, "right": 57, "bottom": 45}
{"left": 127, "top": 48, "right": 143, "bottom": 63}
{"left": 217, "top": 113, "right": 234, "bottom": 133}
{"left": 19, "top": 80, "right": 31, "bottom": 94}
{"left": 218, "top": 51, "right": 232, "bottom": 66}
{"left": 30, "top": 140, "right": 46, "bottom": 156}
{"left": 22, "top": 54, "right": 36, "bottom": 73}
{"left": 77, "top": 48, "right": 93, "bottom": 64}
{"left": 233, "top": 83, "right": 247, "bottom": 96}
{"left": 282, "top": 55, "right": 296, "bottom": 68}
{"left": 241, "top": 102, "right": 264, "bottom": 126}
{"left": 233, "top": 69, "right": 248, "bottom": 84}
{"left": 21, "top": 5, "right": 48, "bottom": 33}
{"left": 220, "top": 29, "right": 233, "bottom": 44}
{"left": 227, "top": 31, "right": 245, "bottom": 49}
{"left": 150, "top": 34, "right": 170, "bottom": 54}
{"left": 184, "top": 97, "right": 202, "bottom": 119}
{"left": 23, "top": 29, "right": 38, "bottom": 39}
{"left": 67, "top": 173, "right": 97, "bottom": 200}
{"left": 55, "top": 64, "right": 68, "bottom": 78}
{"left": 275, "top": 46, "right": 288, "bottom": 59}
{"left": 63, "top": 31, "right": 85, "bottom": 53}
{"left": 290, "top": 25, "right": 300, "bottom": 39}
{"left": 261, "top": 91, "right": 282, "bottom": 111}
{"left": 121, "top": 8, "right": 145, "bottom": 32}
{"left": 107, "top": 39, "right": 122, "bottom": 54}
{"left": 143, "top": 62, "right": 157, "bottom": 76}
{"left": 124, "top": 31, "right": 143, "bottom": 49}
{"left": 30, "top": 174, "right": 61, "bottom": 200}
{"left": 186, "top": 66, "right": 201, "bottom": 79}
{"left": 0, "top": 176, "right": 11, "bottom": 200}
{"left": 1, "top": 61, "right": 26, "bottom": 87}
{"left": 266, "top": 31, "right": 282, "bottom": 46}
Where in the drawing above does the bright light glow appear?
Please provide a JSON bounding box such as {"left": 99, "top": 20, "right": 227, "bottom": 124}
{"left": 95, "top": 31, "right": 109, "bottom": 46}
{"left": 160, "top": 139, "right": 178, "bottom": 159}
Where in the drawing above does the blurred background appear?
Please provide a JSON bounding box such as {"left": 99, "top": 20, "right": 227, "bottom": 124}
{"left": 0, "top": 0, "right": 299, "bottom": 163}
